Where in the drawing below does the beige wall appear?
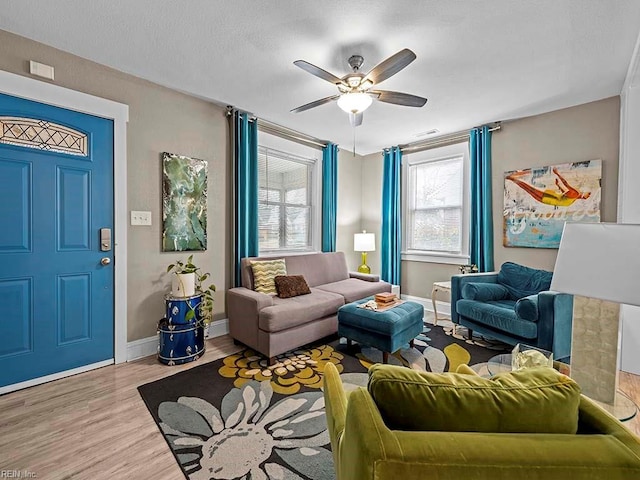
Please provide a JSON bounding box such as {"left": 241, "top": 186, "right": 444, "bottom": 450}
{"left": 336, "top": 148, "right": 363, "bottom": 271}
{"left": 360, "top": 151, "right": 384, "bottom": 275}
{"left": 371, "top": 97, "right": 621, "bottom": 297}
{"left": 402, "top": 263, "right": 460, "bottom": 298}
{"left": 0, "top": 30, "right": 230, "bottom": 341}
{"left": 493, "top": 96, "right": 620, "bottom": 270}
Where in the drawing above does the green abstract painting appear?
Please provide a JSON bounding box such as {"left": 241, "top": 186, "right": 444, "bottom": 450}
{"left": 162, "top": 152, "right": 207, "bottom": 251}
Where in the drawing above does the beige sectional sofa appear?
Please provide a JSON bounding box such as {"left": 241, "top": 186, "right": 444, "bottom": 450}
{"left": 227, "top": 251, "right": 391, "bottom": 361}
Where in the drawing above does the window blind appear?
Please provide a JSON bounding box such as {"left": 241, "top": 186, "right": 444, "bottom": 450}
{"left": 408, "top": 156, "right": 463, "bottom": 253}
{"left": 258, "top": 147, "right": 313, "bottom": 251}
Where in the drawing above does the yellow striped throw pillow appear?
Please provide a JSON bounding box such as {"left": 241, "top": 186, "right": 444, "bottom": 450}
{"left": 250, "top": 259, "right": 287, "bottom": 294}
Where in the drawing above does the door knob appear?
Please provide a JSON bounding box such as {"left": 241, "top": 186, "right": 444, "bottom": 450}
{"left": 100, "top": 257, "right": 111, "bottom": 266}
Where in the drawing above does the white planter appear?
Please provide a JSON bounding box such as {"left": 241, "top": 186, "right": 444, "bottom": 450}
{"left": 172, "top": 272, "right": 196, "bottom": 297}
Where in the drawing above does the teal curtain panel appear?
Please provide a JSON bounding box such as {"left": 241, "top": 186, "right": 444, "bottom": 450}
{"left": 233, "top": 111, "right": 259, "bottom": 286}
{"left": 381, "top": 146, "right": 402, "bottom": 284}
{"left": 322, "top": 143, "right": 339, "bottom": 252}
{"left": 470, "top": 125, "right": 494, "bottom": 272}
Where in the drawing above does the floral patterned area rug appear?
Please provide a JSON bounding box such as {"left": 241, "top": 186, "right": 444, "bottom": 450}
{"left": 137, "top": 323, "right": 509, "bottom": 480}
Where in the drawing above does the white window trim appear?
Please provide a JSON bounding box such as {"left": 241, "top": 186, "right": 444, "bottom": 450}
{"left": 402, "top": 141, "right": 470, "bottom": 265}
{"left": 256, "top": 141, "right": 321, "bottom": 256}
{"left": 312, "top": 153, "right": 322, "bottom": 252}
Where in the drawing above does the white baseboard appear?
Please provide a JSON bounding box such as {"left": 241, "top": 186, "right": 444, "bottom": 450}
{"left": 208, "top": 318, "right": 229, "bottom": 339}
{"left": 401, "top": 294, "right": 451, "bottom": 316}
{"left": 126, "top": 318, "right": 230, "bottom": 362}
{"left": 126, "top": 336, "right": 159, "bottom": 362}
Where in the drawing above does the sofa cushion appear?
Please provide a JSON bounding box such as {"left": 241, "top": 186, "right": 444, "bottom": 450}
{"left": 497, "top": 262, "right": 552, "bottom": 300}
{"left": 258, "top": 288, "right": 344, "bottom": 333}
{"left": 274, "top": 275, "right": 311, "bottom": 298}
{"left": 456, "top": 299, "right": 537, "bottom": 338}
{"left": 251, "top": 259, "right": 287, "bottom": 294}
{"left": 461, "top": 282, "right": 510, "bottom": 301}
{"left": 515, "top": 294, "right": 539, "bottom": 322}
{"left": 316, "top": 278, "right": 391, "bottom": 303}
{"left": 368, "top": 364, "right": 580, "bottom": 434}
{"left": 241, "top": 252, "right": 350, "bottom": 289}
{"left": 348, "top": 271, "right": 380, "bottom": 282}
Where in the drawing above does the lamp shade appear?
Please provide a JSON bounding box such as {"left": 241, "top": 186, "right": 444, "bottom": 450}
{"left": 551, "top": 222, "right": 640, "bottom": 306}
{"left": 354, "top": 231, "right": 375, "bottom": 252}
{"left": 337, "top": 93, "right": 373, "bottom": 114}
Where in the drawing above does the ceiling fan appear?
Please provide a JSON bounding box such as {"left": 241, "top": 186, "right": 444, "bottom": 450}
{"left": 291, "top": 48, "right": 427, "bottom": 127}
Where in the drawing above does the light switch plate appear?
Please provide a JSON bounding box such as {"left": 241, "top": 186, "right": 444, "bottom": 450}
{"left": 131, "top": 210, "right": 152, "bottom": 226}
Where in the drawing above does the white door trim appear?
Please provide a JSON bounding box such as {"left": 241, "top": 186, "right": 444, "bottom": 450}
{"left": 0, "top": 69, "right": 129, "bottom": 365}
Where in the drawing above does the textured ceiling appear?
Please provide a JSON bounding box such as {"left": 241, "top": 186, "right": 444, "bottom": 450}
{"left": 1, "top": 0, "right": 640, "bottom": 154}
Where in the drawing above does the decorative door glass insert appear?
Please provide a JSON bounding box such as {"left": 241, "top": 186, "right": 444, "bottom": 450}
{"left": 0, "top": 116, "right": 88, "bottom": 156}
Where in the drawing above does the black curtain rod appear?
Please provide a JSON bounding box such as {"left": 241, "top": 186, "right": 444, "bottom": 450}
{"left": 395, "top": 122, "right": 502, "bottom": 154}
{"left": 226, "top": 106, "right": 329, "bottom": 149}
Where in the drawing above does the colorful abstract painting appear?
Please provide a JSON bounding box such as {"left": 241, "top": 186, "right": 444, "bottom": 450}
{"left": 162, "top": 152, "right": 208, "bottom": 251}
{"left": 503, "top": 160, "right": 601, "bottom": 248}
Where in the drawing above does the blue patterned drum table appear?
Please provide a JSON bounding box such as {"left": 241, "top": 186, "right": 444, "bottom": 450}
{"left": 159, "top": 293, "right": 206, "bottom": 365}
{"left": 157, "top": 318, "right": 206, "bottom": 365}
{"left": 165, "top": 293, "right": 203, "bottom": 325}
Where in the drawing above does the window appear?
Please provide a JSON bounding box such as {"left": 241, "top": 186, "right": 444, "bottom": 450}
{"left": 257, "top": 133, "right": 320, "bottom": 254}
{"left": 403, "top": 142, "right": 470, "bottom": 264}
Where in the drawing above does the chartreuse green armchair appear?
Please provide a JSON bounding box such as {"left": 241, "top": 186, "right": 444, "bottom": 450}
{"left": 323, "top": 363, "right": 640, "bottom": 480}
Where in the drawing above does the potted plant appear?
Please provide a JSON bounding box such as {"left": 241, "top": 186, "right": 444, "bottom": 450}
{"left": 167, "top": 255, "right": 197, "bottom": 297}
{"left": 459, "top": 263, "right": 479, "bottom": 274}
{"left": 167, "top": 255, "right": 216, "bottom": 333}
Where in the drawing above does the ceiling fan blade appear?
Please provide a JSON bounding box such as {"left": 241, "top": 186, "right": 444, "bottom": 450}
{"left": 290, "top": 95, "right": 340, "bottom": 113}
{"left": 371, "top": 90, "right": 427, "bottom": 107}
{"left": 293, "top": 60, "right": 345, "bottom": 86}
{"left": 349, "top": 112, "right": 363, "bottom": 127}
{"left": 364, "top": 49, "right": 417, "bottom": 85}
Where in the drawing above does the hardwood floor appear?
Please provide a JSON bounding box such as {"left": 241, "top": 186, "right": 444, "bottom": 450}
{"left": 0, "top": 336, "right": 241, "bottom": 480}
{"left": 0, "top": 335, "right": 638, "bottom": 479}
{"left": 620, "top": 371, "right": 640, "bottom": 436}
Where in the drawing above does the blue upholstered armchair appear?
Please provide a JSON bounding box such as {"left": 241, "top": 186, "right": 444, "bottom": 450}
{"left": 451, "top": 262, "right": 573, "bottom": 360}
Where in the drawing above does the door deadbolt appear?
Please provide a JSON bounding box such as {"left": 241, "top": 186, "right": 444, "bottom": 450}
{"left": 100, "top": 228, "right": 112, "bottom": 251}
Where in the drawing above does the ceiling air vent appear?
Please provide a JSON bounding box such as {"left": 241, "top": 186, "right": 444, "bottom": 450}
{"left": 414, "top": 129, "right": 439, "bottom": 138}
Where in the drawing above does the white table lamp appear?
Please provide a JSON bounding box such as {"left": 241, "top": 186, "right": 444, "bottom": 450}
{"left": 354, "top": 231, "right": 375, "bottom": 274}
{"left": 551, "top": 222, "right": 640, "bottom": 419}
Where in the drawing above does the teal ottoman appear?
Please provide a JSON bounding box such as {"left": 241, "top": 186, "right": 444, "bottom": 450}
{"left": 337, "top": 297, "right": 424, "bottom": 363}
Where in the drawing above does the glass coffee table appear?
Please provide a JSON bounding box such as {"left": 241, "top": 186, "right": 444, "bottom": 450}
{"left": 487, "top": 353, "right": 512, "bottom": 376}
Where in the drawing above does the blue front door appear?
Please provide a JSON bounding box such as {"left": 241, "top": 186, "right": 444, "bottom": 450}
{"left": 0, "top": 92, "right": 114, "bottom": 388}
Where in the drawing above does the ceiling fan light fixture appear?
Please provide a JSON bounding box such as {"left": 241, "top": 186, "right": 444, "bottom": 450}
{"left": 337, "top": 92, "right": 373, "bottom": 114}
{"left": 292, "top": 49, "right": 425, "bottom": 125}
{"left": 360, "top": 79, "right": 374, "bottom": 90}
